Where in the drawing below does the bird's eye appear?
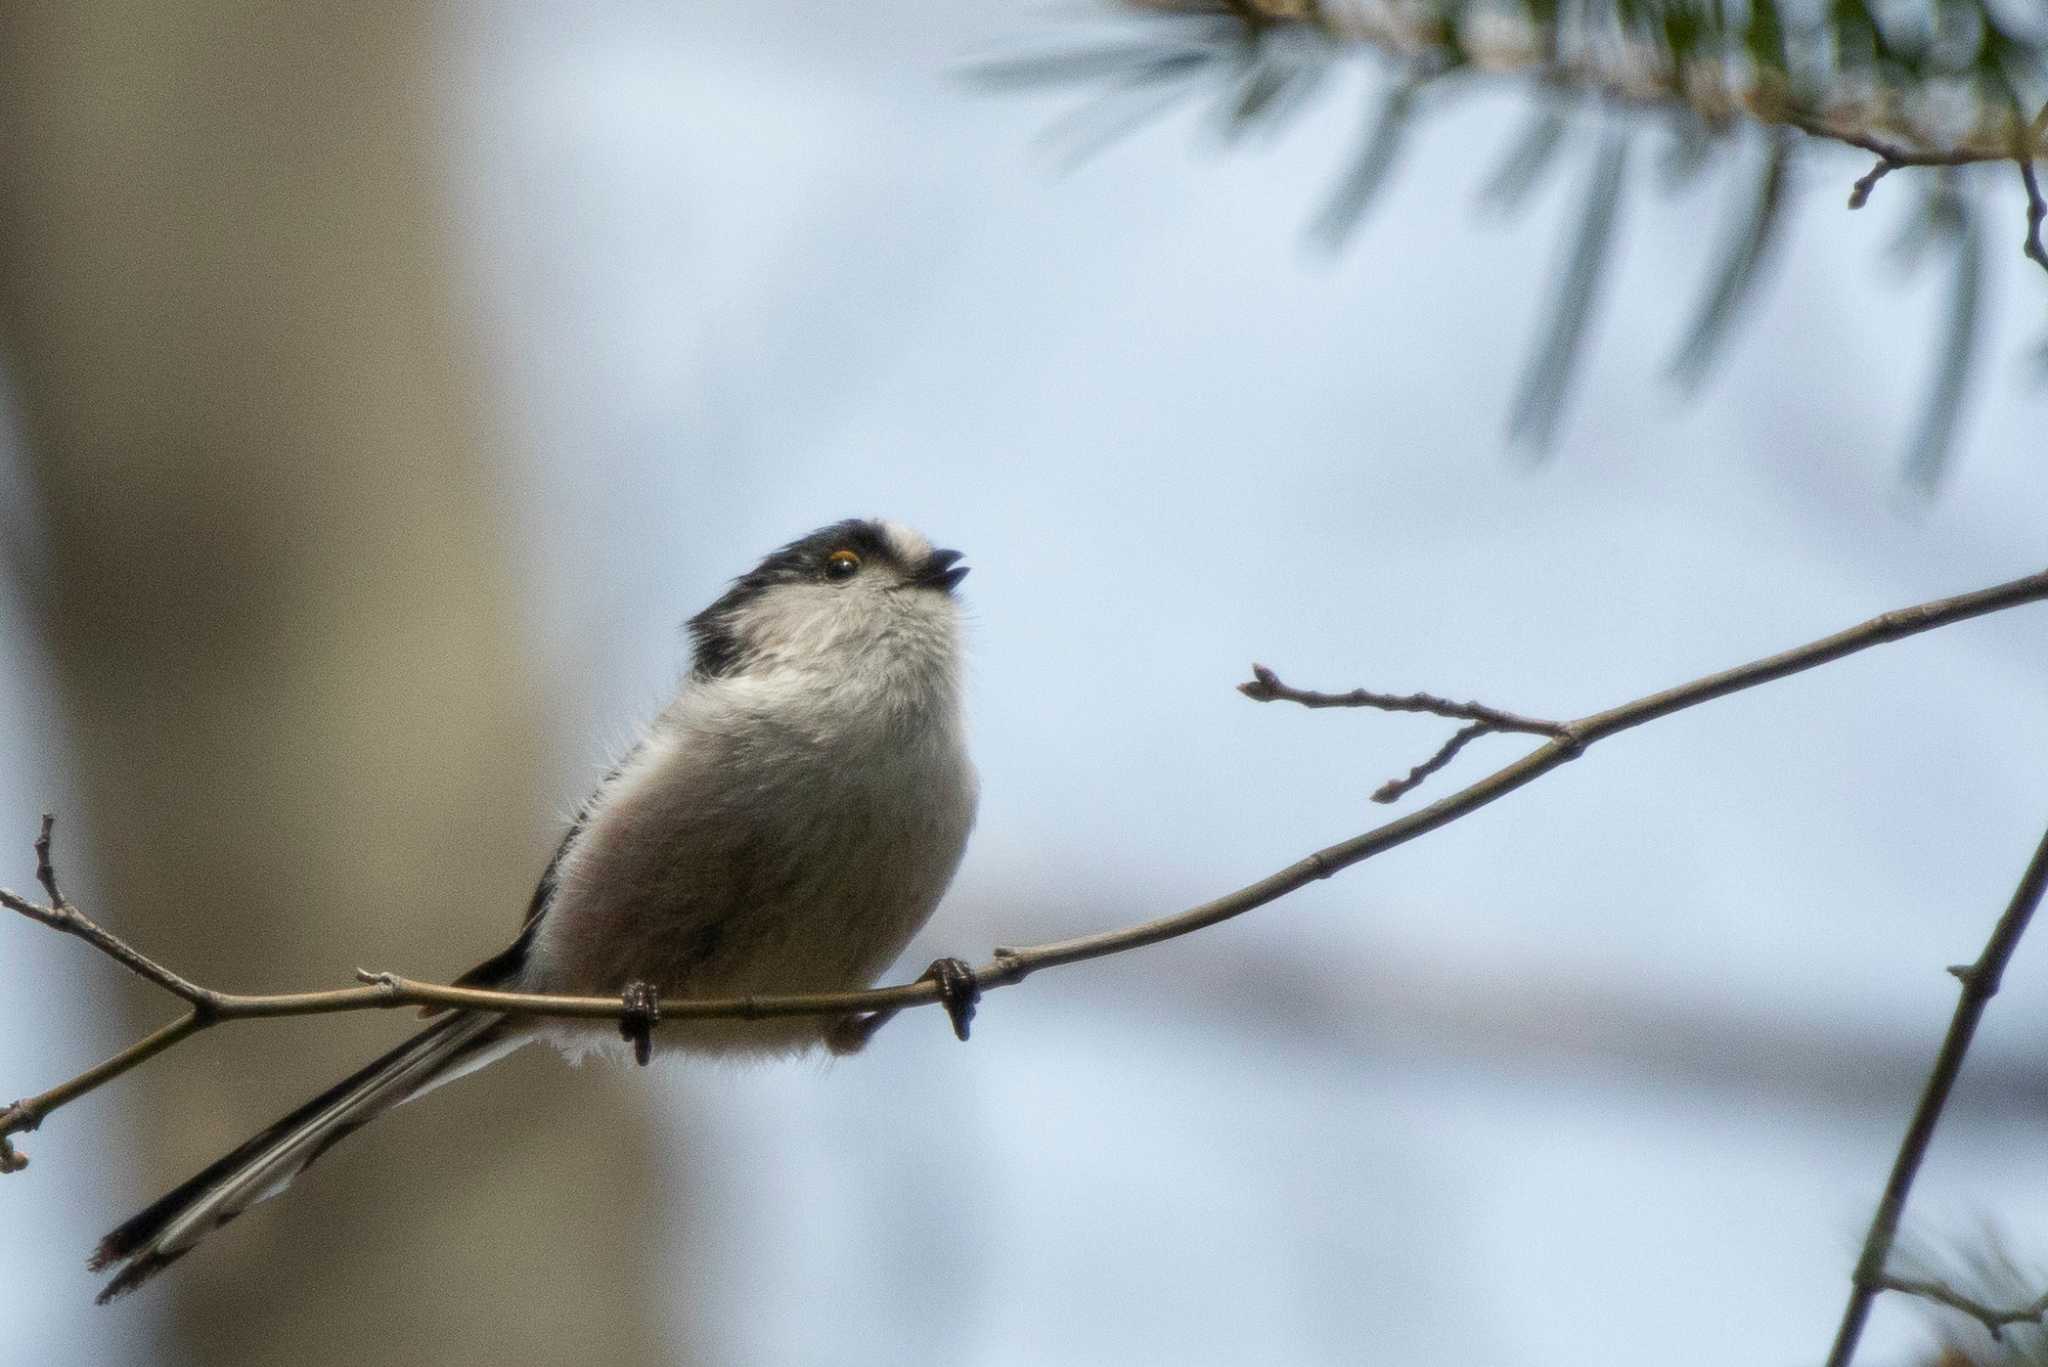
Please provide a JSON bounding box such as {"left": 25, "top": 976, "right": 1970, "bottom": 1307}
{"left": 825, "top": 549, "right": 861, "bottom": 579}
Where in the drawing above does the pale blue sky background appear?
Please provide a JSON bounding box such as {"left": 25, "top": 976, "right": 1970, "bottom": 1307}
{"left": 7, "top": 2, "right": 2048, "bottom": 1363}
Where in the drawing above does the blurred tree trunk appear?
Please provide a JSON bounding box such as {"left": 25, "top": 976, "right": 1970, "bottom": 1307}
{"left": 0, "top": 6, "right": 669, "bottom": 1361}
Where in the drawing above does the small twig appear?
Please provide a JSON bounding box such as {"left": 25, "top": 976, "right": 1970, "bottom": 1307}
{"left": 1, "top": 821, "right": 220, "bottom": 1015}
{"left": 6, "top": 566, "right": 2048, "bottom": 1172}
{"left": 1238, "top": 665, "right": 1568, "bottom": 735}
{"left": 1848, "top": 156, "right": 1895, "bottom": 211}
{"left": 33, "top": 812, "right": 64, "bottom": 907}
{"left": 1372, "top": 721, "right": 1489, "bottom": 803}
{"left": 2020, "top": 156, "right": 2046, "bottom": 277}
{"left": 1, "top": 1013, "right": 203, "bottom": 1173}
{"left": 1823, "top": 821, "right": 2048, "bottom": 1367}
{"left": 1242, "top": 663, "right": 1575, "bottom": 802}
{"left": 1878, "top": 1273, "right": 2048, "bottom": 1344}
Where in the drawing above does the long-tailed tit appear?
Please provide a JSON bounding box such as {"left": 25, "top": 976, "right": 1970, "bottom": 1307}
{"left": 90, "top": 518, "right": 979, "bottom": 1302}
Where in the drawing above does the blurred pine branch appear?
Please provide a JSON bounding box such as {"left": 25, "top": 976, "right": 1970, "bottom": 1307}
{"left": 1893, "top": 1229, "right": 2048, "bottom": 1364}
{"left": 973, "top": 0, "right": 2048, "bottom": 486}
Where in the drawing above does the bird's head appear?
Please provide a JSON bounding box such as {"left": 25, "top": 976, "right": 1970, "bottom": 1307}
{"left": 687, "top": 519, "right": 969, "bottom": 682}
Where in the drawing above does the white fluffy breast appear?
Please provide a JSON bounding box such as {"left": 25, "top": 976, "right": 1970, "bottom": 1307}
{"left": 515, "top": 621, "right": 976, "bottom": 1057}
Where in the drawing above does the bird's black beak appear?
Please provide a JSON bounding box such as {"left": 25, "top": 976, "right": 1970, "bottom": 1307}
{"left": 915, "top": 547, "right": 969, "bottom": 593}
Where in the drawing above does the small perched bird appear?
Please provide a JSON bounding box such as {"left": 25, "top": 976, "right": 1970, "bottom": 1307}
{"left": 90, "top": 519, "right": 979, "bottom": 1303}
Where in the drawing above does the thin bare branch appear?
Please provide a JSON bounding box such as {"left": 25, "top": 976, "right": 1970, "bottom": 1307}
{"left": 0, "top": 1014, "right": 202, "bottom": 1174}
{"left": 6, "top": 565, "right": 2048, "bottom": 1173}
{"left": 1878, "top": 1273, "right": 2048, "bottom": 1344}
{"left": 0, "top": 823, "right": 220, "bottom": 1014}
{"left": 1823, "top": 821, "right": 2048, "bottom": 1367}
{"left": 1238, "top": 664, "right": 1569, "bottom": 736}
{"left": 1242, "top": 663, "right": 1576, "bottom": 802}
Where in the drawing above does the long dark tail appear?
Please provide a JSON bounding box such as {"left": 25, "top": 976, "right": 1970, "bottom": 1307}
{"left": 89, "top": 1010, "right": 519, "bottom": 1304}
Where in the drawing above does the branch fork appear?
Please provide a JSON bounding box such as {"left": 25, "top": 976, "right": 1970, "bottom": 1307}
{"left": 1823, "top": 822, "right": 2048, "bottom": 1366}
{"left": 1877, "top": 1273, "right": 2048, "bottom": 1344}
{"left": 1239, "top": 662, "right": 1577, "bottom": 802}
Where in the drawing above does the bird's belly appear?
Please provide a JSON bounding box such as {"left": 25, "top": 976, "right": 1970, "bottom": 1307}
{"left": 522, "top": 721, "right": 974, "bottom": 1057}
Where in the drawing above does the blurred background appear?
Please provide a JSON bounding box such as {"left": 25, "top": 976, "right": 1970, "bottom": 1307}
{"left": 2, "top": 2, "right": 2046, "bottom": 1364}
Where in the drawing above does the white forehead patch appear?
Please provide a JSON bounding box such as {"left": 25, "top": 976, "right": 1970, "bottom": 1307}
{"left": 878, "top": 520, "right": 933, "bottom": 566}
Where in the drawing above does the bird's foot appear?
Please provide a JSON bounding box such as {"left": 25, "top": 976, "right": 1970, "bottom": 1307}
{"left": 618, "top": 980, "right": 661, "bottom": 1066}
{"left": 920, "top": 957, "right": 981, "bottom": 1042}
{"left": 823, "top": 956, "right": 983, "bottom": 1055}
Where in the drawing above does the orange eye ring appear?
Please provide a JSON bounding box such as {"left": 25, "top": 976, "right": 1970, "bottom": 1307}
{"left": 825, "top": 549, "right": 862, "bottom": 579}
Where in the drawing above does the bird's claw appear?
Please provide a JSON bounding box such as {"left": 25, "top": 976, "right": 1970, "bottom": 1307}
{"left": 920, "top": 957, "right": 980, "bottom": 1043}
{"left": 619, "top": 981, "right": 661, "bottom": 1066}
{"left": 823, "top": 956, "right": 983, "bottom": 1055}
